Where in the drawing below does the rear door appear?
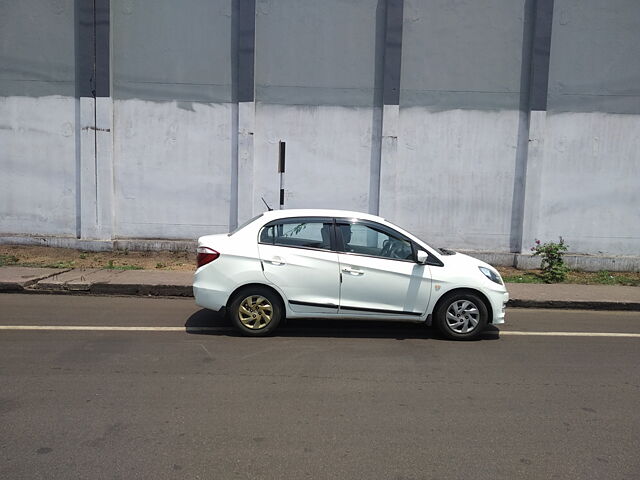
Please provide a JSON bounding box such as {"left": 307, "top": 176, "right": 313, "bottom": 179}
{"left": 258, "top": 217, "right": 340, "bottom": 314}
{"left": 335, "top": 220, "right": 431, "bottom": 317}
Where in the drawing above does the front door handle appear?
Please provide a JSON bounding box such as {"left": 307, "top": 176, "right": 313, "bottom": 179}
{"left": 267, "top": 256, "right": 285, "bottom": 266}
{"left": 342, "top": 266, "right": 364, "bottom": 276}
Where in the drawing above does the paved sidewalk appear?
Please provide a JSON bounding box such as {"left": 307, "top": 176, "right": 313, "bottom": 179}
{"left": 1, "top": 266, "right": 639, "bottom": 310}
{"left": 507, "top": 283, "right": 640, "bottom": 310}
{"left": 0, "top": 267, "right": 192, "bottom": 297}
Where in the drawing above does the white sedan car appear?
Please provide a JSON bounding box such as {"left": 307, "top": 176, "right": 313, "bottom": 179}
{"left": 193, "top": 209, "right": 508, "bottom": 340}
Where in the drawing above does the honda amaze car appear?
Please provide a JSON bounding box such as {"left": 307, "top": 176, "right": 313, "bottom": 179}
{"left": 193, "top": 209, "right": 508, "bottom": 340}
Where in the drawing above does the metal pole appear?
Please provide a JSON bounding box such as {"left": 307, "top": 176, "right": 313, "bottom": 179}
{"left": 278, "top": 141, "right": 286, "bottom": 209}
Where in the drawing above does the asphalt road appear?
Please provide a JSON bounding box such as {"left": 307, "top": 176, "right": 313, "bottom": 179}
{"left": 1, "top": 294, "right": 639, "bottom": 480}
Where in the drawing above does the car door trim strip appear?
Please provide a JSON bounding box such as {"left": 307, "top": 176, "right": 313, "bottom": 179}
{"left": 339, "top": 305, "right": 423, "bottom": 316}
{"left": 289, "top": 300, "right": 338, "bottom": 309}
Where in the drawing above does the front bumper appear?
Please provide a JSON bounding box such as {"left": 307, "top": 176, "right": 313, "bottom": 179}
{"left": 488, "top": 289, "right": 509, "bottom": 325}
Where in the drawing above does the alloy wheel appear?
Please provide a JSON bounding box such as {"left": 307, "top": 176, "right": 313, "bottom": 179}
{"left": 238, "top": 295, "right": 273, "bottom": 330}
{"left": 445, "top": 300, "right": 480, "bottom": 334}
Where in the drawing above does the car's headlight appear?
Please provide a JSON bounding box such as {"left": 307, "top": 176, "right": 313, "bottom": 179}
{"left": 479, "top": 266, "right": 503, "bottom": 285}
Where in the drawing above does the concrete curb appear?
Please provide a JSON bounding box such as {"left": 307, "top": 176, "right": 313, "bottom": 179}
{"left": 507, "top": 299, "right": 640, "bottom": 311}
{"left": 87, "top": 283, "right": 193, "bottom": 297}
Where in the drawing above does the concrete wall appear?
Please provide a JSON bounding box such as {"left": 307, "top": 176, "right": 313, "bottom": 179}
{"left": 0, "top": 0, "right": 77, "bottom": 236}
{"left": 250, "top": 0, "right": 383, "bottom": 216}
{"left": 523, "top": 0, "right": 640, "bottom": 254}
{"left": 384, "top": 0, "right": 525, "bottom": 251}
{"left": 112, "top": 0, "right": 234, "bottom": 239}
{"left": 1, "top": 0, "right": 639, "bottom": 260}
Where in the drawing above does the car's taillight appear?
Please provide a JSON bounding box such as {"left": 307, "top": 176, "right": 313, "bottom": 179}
{"left": 196, "top": 246, "right": 220, "bottom": 268}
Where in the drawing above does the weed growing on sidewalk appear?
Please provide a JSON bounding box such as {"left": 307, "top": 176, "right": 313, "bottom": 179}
{"left": 531, "top": 238, "right": 569, "bottom": 283}
{"left": 105, "top": 259, "right": 143, "bottom": 270}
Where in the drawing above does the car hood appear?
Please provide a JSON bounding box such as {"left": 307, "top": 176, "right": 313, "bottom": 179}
{"left": 437, "top": 250, "right": 497, "bottom": 272}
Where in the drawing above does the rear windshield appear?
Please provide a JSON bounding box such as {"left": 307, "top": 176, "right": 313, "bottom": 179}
{"left": 228, "top": 213, "right": 263, "bottom": 236}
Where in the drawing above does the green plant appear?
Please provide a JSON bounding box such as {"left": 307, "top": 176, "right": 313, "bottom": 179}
{"left": 531, "top": 237, "right": 569, "bottom": 283}
{"left": 156, "top": 262, "right": 166, "bottom": 269}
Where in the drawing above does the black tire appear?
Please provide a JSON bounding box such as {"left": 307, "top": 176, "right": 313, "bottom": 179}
{"left": 228, "top": 286, "right": 283, "bottom": 337}
{"left": 434, "top": 292, "right": 488, "bottom": 341}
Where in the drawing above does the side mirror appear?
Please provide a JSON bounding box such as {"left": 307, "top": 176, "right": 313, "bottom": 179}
{"left": 416, "top": 250, "right": 429, "bottom": 264}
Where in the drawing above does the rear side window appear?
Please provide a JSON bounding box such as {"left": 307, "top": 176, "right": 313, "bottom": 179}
{"left": 259, "top": 218, "right": 333, "bottom": 251}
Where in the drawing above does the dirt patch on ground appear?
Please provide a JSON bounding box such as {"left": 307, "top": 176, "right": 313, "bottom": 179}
{"left": 0, "top": 245, "right": 195, "bottom": 272}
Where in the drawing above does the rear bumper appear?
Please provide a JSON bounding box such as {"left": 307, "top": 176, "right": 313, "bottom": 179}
{"left": 193, "top": 284, "right": 229, "bottom": 312}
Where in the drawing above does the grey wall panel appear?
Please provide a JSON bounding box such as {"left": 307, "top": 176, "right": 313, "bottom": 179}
{"left": 548, "top": 0, "right": 640, "bottom": 113}
{"left": 0, "top": 0, "right": 75, "bottom": 97}
{"left": 400, "top": 0, "right": 525, "bottom": 109}
{"left": 255, "top": 0, "right": 383, "bottom": 107}
{"left": 112, "top": 0, "right": 233, "bottom": 102}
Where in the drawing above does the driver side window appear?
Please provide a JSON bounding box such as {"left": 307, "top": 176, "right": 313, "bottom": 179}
{"left": 338, "top": 222, "right": 413, "bottom": 260}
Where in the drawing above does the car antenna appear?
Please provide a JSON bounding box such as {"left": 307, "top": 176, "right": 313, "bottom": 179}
{"left": 261, "top": 197, "right": 273, "bottom": 211}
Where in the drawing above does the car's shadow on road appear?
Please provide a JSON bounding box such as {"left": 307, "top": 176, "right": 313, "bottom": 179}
{"left": 185, "top": 309, "right": 500, "bottom": 341}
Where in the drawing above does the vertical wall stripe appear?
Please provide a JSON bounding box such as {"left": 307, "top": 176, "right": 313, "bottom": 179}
{"left": 75, "top": 0, "right": 94, "bottom": 98}
{"left": 382, "top": 0, "right": 404, "bottom": 106}
{"left": 370, "top": 0, "right": 404, "bottom": 215}
{"left": 75, "top": 0, "right": 110, "bottom": 98}
{"left": 94, "top": 0, "right": 110, "bottom": 98}
{"left": 511, "top": 0, "right": 554, "bottom": 252}
{"left": 510, "top": 0, "right": 536, "bottom": 253}
{"left": 230, "top": 0, "right": 257, "bottom": 229}
{"left": 238, "top": 0, "right": 256, "bottom": 103}
{"left": 530, "top": 0, "right": 554, "bottom": 111}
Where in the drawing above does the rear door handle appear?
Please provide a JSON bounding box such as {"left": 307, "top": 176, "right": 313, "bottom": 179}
{"left": 342, "top": 266, "right": 364, "bottom": 276}
{"left": 267, "top": 256, "right": 285, "bottom": 266}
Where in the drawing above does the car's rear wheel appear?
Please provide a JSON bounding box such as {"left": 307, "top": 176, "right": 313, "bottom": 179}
{"left": 229, "top": 287, "right": 283, "bottom": 336}
{"left": 435, "top": 292, "right": 488, "bottom": 340}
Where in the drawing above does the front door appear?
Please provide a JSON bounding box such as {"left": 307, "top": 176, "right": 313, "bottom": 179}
{"left": 335, "top": 220, "right": 431, "bottom": 317}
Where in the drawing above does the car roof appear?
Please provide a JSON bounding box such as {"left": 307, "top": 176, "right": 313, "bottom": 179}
{"left": 260, "top": 208, "right": 386, "bottom": 223}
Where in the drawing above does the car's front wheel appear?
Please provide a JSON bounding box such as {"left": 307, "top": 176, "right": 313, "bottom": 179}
{"left": 434, "top": 292, "right": 488, "bottom": 340}
{"left": 228, "top": 287, "right": 283, "bottom": 336}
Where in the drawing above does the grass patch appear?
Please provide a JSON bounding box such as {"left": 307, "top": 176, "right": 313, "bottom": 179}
{"left": 104, "top": 260, "right": 143, "bottom": 270}
{"left": 500, "top": 268, "right": 640, "bottom": 286}
{"left": 0, "top": 254, "right": 20, "bottom": 267}
{"left": 587, "top": 271, "right": 640, "bottom": 287}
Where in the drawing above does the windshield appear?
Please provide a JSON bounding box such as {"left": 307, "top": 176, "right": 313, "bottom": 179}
{"left": 228, "top": 213, "right": 263, "bottom": 236}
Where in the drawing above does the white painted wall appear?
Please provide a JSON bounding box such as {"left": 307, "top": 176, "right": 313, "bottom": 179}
{"left": 0, "top": 96, "right": 77, "bottom": 236}
{"left": 525, "top": 111, "right": 640, "bottom": 254}
{"left": 2, "top": 98, "right": 639, "bottom": 258}
{"left": 381, "top": 107, "right": 520, "bottom": 251}
{"left": 112, "top": 99, "right": 233, "bottom": 239}
{"left": 249, "top": 103, "right": 376, "bottom": 215}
